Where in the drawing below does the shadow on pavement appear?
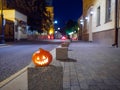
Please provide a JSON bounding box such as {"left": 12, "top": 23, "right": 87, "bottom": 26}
{"left": 57, "top": 58, "right": 77, "bottom": 62}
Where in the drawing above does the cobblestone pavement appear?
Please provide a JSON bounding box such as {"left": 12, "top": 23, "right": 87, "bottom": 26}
{"left": 62, "top": 42, "right": 120, "bottom": 90}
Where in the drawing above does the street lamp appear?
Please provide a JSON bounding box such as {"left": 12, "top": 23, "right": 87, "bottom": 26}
{"left": 54, "top": 20, "right": 58, "bottom": 24}
{"left": 0, "top": 0, "right": 5, "bottom": 43}
{"left": 57, "top": 27, "right": 60, "bottom": 30}
{"left": 80, "top": 19, "right": 84, "bottom": 40}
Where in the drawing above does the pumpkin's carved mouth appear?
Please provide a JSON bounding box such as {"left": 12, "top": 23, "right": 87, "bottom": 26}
{"left": 36, "top": 56, "right": 49, "bottom": 65}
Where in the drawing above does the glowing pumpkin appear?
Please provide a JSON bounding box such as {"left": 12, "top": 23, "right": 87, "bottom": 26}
{"left": 32, "top": 48, "right": 52, "bottom": 67}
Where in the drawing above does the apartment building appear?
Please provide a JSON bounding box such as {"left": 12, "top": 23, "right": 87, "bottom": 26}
{"left": 80, "top": 0, "right": 120, "bottom": 47}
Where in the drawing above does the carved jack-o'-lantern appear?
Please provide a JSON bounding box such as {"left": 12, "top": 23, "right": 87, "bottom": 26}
{"left": 32, "top": 48, "right": 52, "bottom": 67}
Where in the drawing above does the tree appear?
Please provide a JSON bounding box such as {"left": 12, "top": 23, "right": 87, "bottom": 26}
{"left": 28, "top": 0, "right": 52, "bottom": 33}
{"left": 65, "top": 19, "right": 79, "bottom": 35}
{"left": 6, "top": 0, "right": 52, "bottom": 33}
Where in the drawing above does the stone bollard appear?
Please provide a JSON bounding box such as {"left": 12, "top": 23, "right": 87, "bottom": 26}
{"left": 61, "top": 42, "right": 70, "bottom": 47}
{"left": 56, "top": 47, "right": 68, "bottom": 60}
{"left": 28, "top": 48, "right": 63, "bottom": 90}
{"left": 28, "top": 66, "right": 63, "bottom": 90}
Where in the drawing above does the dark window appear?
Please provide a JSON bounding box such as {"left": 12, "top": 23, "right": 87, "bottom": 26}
{"left": 97, "top": 6, "right": 100, "bottom": 26}
{"left": 105, "top": 0, "right": 112, "bottom": 22}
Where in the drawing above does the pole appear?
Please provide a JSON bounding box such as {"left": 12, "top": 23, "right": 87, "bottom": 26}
{"left": 80, "top": 24, "right": 82, "bottom": 40}
{"left": 0, "top": 0, "right": 5, "bottom": 43}
{"left": 114, "top": 0, "right": 118, "bottom": 47}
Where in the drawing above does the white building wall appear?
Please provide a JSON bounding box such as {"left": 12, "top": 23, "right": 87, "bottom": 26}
{"left": 2, "top": 10, "right": 27, "bottom": 22}
{"left": 15, "top": 11, "right": 27, "bottom": 22}
{"left": 92, "top": 0, "right": 115, "bottom": 33}
{"left": 15, "top": 11, "right": 27, "bottom": 40}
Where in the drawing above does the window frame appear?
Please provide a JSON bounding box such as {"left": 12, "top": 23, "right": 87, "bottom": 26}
{"left": 96, "top": 6, "right": 101, "bottom": 26}
{"left": 105, "top": 0, "right": 112, "bottom": 23}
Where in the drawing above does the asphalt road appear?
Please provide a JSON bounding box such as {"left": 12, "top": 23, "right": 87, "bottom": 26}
{"left": 0, "top": 40, "right": 62, "bottom": 82}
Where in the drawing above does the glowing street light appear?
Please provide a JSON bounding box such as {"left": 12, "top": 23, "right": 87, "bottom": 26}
{"left": 90, "top": 10, "right": 94, "bottom": 15}
{"left": 85, "top": 17, "right": 88, "bottom": 20}
{"left": 57, "top": 27, "right": 60, "bottom": 30}
{"left": 54, "top": 20, "right": 58, "bottom": 24}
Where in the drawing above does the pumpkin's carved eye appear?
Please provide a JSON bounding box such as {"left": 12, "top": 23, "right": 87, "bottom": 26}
{"left": 36, "top": 57, "right": 40, "bottom": 60}
{"left": 32, "top": 48, "right": 52, "bottom": 67}
{"left": 42, "top": 56, "right": 46, "bottom": 60}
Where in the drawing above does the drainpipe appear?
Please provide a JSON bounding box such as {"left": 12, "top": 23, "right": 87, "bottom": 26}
{"left": 114, "top": 0, "right": 118, "bottom": 47}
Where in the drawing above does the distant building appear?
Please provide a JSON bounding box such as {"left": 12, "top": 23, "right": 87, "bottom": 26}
{"left": 45, "top": 6, "right": 54, "bottom": 36}
{"left": 42, "top": 0, "right": 54, "bottom": 39}
{"left": 46, "top": 0, "right": 53, "bottom": 6}
{"left": 0, "top": 0, "right": 54, "bottom": 41}
{"left": 80, "top": 0, "right": 120, "bottom": 47}
{"left": 54, "top": 31, "right": 62, "bottom": 39}
{"left": 0, "top": 9, "right": 27, "bottom": 41}
{"left": 78, "top": 16, "right": 84, "bottom": 40}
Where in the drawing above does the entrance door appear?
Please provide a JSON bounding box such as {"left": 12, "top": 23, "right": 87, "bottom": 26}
{"left": 4, "top": 20, "right": 14, "bottom": 42}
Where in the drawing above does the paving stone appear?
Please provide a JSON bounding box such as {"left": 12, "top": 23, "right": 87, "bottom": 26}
{"left": 94, "top": 78, "right": 104, "bottom": 83}
{"left": 86, "top": 79, "right": 97, "bottom": 86}
{"left": 103, "top": 79, "right": 114, "bottom": 85}
{"left": 80, "top": 82, "right": 89, "bottom": 89}
{"left": 117, "top": 85, "right": 120, "bottom": 89}
{"left": 63, "top": 82, "right": 70, "bottom": 88}
{"left": 63, "top": 76, "right": 70, "bottom": 82}
{"left": 97, "top": 83, "right": 111, "bottom": 90}
{"left": 89, "top": 85, "right": 100, "bottom": 90}
{"left": 71, "top": 80, "right": 79, "bottom": 86}
{"left": 63, "top": 88, "right": 70, "bottom": 90}
{"left": 71, "top": 86, "right": 80, "bottom": 90}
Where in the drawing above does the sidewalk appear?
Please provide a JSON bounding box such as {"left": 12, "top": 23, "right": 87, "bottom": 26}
{"left": 1, "top": 41, "right": 120, "bottom": 90}
{"left": 63, "top": 42, "right": 120, "bottom": 90}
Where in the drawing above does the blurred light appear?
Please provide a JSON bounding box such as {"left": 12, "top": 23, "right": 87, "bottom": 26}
{"left": 58, "top": 27, "right": 60, "bottom": 30}
{"left": 54, "top": 20, "right": 58, "bottom": 24}
{"left": 80, "top": 19, "right": 84, "bottom": 25}
{"left": 61, "top": 36, "right": 66, "bottom": 40}
{"left": 49, "top": 28, "right": 54, "bottom": 34}
{"left": 51, "top": 35, "right": 54, "bottom": 39}
{"left": 90, "top": 11, "right": 93, "bottom": 15}
{"left": 69, "top": 32, "right": 73, "bottom": 35}
{"left": 85, "top": 17, "right": 88, "bottom": 20}
{"left": 48, "top": 35, "right": 50, "bottom": 39}
{"left": 80, "top": 19, "right": 83, "bottom": 22}
{"left": 80, "top": 22, "right": 84, "bottom": 25}
{"left": 55, "top": 31, "right": 57, "bottom": 33}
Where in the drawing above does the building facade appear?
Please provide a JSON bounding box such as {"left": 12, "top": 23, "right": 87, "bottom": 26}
{"left": 0, "top": 9, "right": 27, "bottom": 41}
{"left": 0, "top": 0, "right": 54, "bottom": 42}
{"left": 45, "top": 0, "right": 54, "bottom": 39}
{"left": 80, "top": 0, "right": 120, "bottom": 47}
{"left": 46, "top": 6, "right": 54, "bottom": 35}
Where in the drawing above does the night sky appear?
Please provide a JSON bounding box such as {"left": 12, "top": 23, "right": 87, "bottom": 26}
{"left": 53, "top": 0, "right": 83, "bottom": 28}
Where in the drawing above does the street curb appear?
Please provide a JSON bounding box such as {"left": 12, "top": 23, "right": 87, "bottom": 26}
{"left": 0, "top": 65, "right": 28, "bottom": 88}
{"left": 0, "top": 45, "right": 10, "bottom": 48}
